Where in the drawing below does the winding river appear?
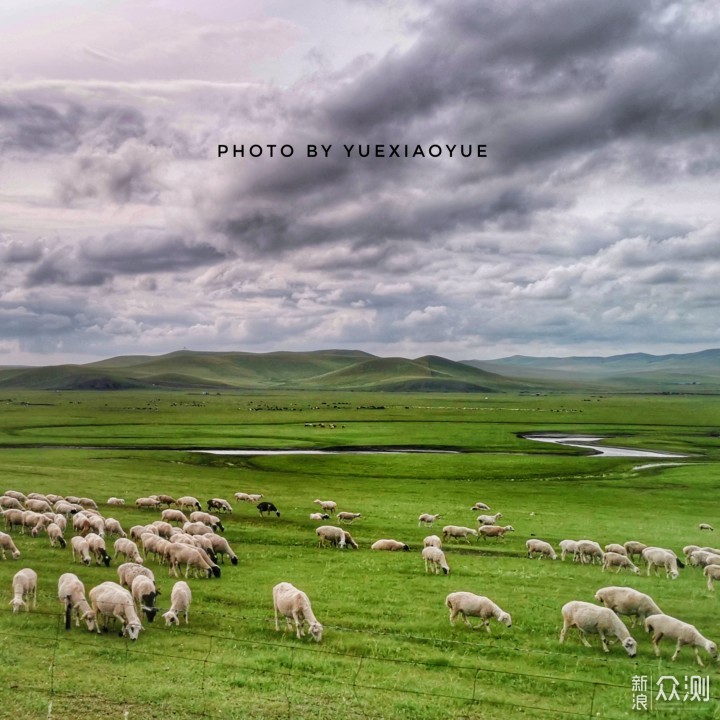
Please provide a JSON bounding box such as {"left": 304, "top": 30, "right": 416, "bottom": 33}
{"left": 521, "top": 434, "right": 687, "bottom": 458}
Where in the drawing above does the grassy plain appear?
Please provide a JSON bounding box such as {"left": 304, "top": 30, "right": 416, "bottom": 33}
{"left": 0, "top": 390, "right": 719, "bottom": 719}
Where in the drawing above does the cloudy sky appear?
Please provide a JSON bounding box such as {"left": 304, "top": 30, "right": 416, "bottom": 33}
{"left": 1, "top": 0, "right": 719, "bottom": 365}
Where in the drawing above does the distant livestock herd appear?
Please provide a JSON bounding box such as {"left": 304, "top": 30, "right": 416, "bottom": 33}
{"left": 0, "top": 489, "right": 718, "bottom": 665}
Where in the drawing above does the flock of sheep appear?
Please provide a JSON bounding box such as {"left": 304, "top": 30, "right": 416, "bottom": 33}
{"left": 1, "top": 488, "right": 718, "bottom": 666}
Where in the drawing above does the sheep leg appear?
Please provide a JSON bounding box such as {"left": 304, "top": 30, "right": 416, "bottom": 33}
{"left": 274, "top": 604, "right": 280, "bottom": 632}
{"left": 483, "top": 620, "right": 491, "bottom": 634}
{"left": 448, "top": 608, "right": 457, "bottom": 626}
{"left": 651, "top": 632, "right": 663, "bottom": 656}
{"left": 559, "top": 620, "right": 569, "bottom": 644}
{"left": 599, "top": 631, "right": 609, "bottom": 653}
{"left": 671, "top": 640, "right": 684, "bottom": 662}
{"left": 707, "top": 577, "right": 714, "bottom": 592}
{"left": 576, "top": 629, "right": 592, "bottom": 648}
{"left": 424, "top": 558, "right": 429, "bottom": 574}
{"left": 693, "top": 647, "right": 705, "bottom": 667}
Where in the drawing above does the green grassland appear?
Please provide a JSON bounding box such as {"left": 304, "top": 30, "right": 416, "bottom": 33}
{"left": 0, "top": 390, "right": 719, "bottom": 719}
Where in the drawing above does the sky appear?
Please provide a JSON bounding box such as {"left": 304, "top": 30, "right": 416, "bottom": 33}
{"left": 1, "top": 0, "right": 719, "bottom": 365}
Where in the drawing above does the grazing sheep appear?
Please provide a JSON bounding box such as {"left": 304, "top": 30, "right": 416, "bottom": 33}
{"left": 182, "top": 521, "right": 215, "bottom": 537}
{"left": 89, "top": 581, "right": 144, "bottom": 640}
{"left": 71, "top": 536, "right": 92, "bottom": 566}
{"left": 699, "top": 523, "right": 714, "bottom": 531}
{"left": 235, "top": 492, "right": 263, "bottom": 503}
{"left": 272, "top": 582, "right": 323, "bottom": 642}
{"left": 315, "top": 526, "right": 346, "bottom": 549}
{"left": 642, "top": 547, "right": 682, "bottom": 579}
{"left": 644, "top": 614, "right": 718, "bottom": 666}
{"left": 0, "top": 496, "right": 23, "bottom": 510}
{"left": 166, "top": 543, "right": 221, "bottom": 579}
{"left": 47, "top": 522, "right": 67, "bottom": 549}
{"left": 526, "top": 539, "right": 557, "bottom": 560}
{"left": 559, "top": 601, "right": 637, "bottom": 656}
{"left": 445, "top": 592, "right": 511, "bottom": 633}
{"left": 604, "top": 544, "right": 627, "bottom": 556}
{"left": 9, "top": 568, "right": 38, "bottom": 613}
{"left": 114, "top": 538, "right": 144, "bottom": 564}
{"left": 152, "top": 494, "right": 177, "bottom": 508}
{"left": 257, "top": 502, "right": 280, "bottom": 517}
{"left": 594, "top": 586, "right": 663, "bottom": 628}
{"left": 117, "top": 562, "right": 155, "bottom": 589}
{"left": 104, "top": 518, "right": 126, "bottom": 538}
{"left": 54, "top": 500, "right": 81, "bottom": 516}
{"left": 422, "top": 546, "right": 450, "bottom": 575}
{"left": 78, "top": 497, "right": 98, "bottom": 510}
{"left": 24, "top": 510, "right": 50, "bottom": 535}
{"left": 85, "top": 533, "right": 112, "bottom": 567}
{"left": 161, "top": 509, "right": 189, "bottom": 525}
{"left": 207, "top": 534, "right": 239, "bottom": 565}
{"left": 189, "top": 512, "right": 224, "bottom": 533}
{"left": 207, "top": 498, "right": 233, "bottom": 514}
{"left": 575, "top": 540, "right": 604, "bottom": 565}
{"left": 342, "top": 530, "right": 359, "bottom": 550}
{"left": 471, "top": 502, "right": 490, "bottom": 511}
{"left": 683, "top": 544, "right": 701, "bottom": 560}
{"left": 58, "top": 573, "right": 97, "bottom": 631}
{"left": 129, "top": 524, "right": 157, "bottom": 541}
{"left": 309, "top": 513, "right": 330, "bottom": 521}
{"left": 106, "top": 497, "right": 125, "bottom": 507}
{"left": 3, "top": 490, "right": 27, "bottom": 502}
{"left": 176, "top": 496, "right": 202, "bottom": 512}
{"left": 163, "top": 581, "right": 192, "bottom": 626}
{"left": 0, "top": 531, "right": 21, "bottom": 559}
{"left": 337, "top": 512, "right": 361, "bottom": 523}
{"left": 27, "top": 492, "right": 50, "bottom": 502}
{"left": 25, "top": 498, "right": 53, "bottom": 514}
{"left": 423, "top": 535, "right": 442, "bottom": 549}
{"left": 2, "top": 509, "right": 24, "bottom": 533}
{"left": 602, "top": 552, "right": 640, "bottom": 574}
{"left": 623, "top": 541, "right": 648, "bottom": 562}
{"left": 443, "top": 525, "right": 479, "bottom": 543}
{"left": 151, "top": 520, "right": 176, "bottom": 539}
{"left": 478, "top": 525, "right": 514, "bottom": 540}
{"left": 418, "top": 513, "right": 442, "bottom": 527}
{"left": 371, "top": 539, "right": 410, "bottom": 551}
{"left": 135, "top": 497, "right": 160, "bottom": 510}
{"left": 130, "top": 575, "right": 159, "bottom": 623}
{"left": 141, "top": 533, "right": 171, "bottom": 564}
{"left": 477, "top": 513, "right": 503, "bottom": 526}
{"left": 559, "top": 540, "right": 579, "bottom": 562}
{"left": 703, "top": 564, "right": 720, "bottom": 591}
{"left": 313, "top": 499, "right": 337, "bottom": 514}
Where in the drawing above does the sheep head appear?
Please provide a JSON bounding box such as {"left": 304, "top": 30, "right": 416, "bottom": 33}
{"left": 309, "top": 622, "right": 324, "bottom": 642}
{"left": 622, "top": 637, "right": 637, "bottom": 657}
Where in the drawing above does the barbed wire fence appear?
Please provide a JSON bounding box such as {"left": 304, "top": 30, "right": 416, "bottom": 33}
{"left": 1, "top": 606, "right": 717, "bottom": 720}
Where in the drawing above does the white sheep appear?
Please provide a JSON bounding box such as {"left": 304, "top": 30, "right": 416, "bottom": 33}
{"left": 9, "top": 568, "right": 37, "bottom": 613}
{"left": 478, "top": 525, "right": 514, "bottom": 540}
{"left": 313, "top": 499, "right": 337, "bottom": 514}
{"left": 623, "top": 541, "right": 648, "bottom": 561}
{"left": 71, "top": 536, "right": 92, "bottom": 566}
{"left": 443, "top": 525, "right": 479, "bottom": 543}
{"left": 526, "top": 539, "right": 557, "bottom": 560}
{"left": 107, "top": 497, "right": 125, "bottom": 506}
{"left": 703, "top": 564, "right": 720, "bottom": 591}
{"left": 687, "top": 550, "right": 720, "bottom": 568}
{"left": 161, "top": 509, "right": 189, "bottom": 525}
{"left": 135, "top": 497, "right": 161, "bottom": 510}
{"left": 130, "top": 575, "right": 160, "bottom": 623}
{"left": 594, "top": 586, "right": 663, "bottom": 628}
{"left": 642, "top": 547, "right": 681, "bottom": 579}
{"left": 309, "top": 512, "right": 330, "bottom": 521}
{"left": 602, "top": 552, "right": 640, "bottom": 575}
{"left": 699, "top": 523, "right": 714, "bottom": 531}
{"left": 163, "top": 581, "right": 192, "bottom": 626}
{"left": 559, "top": 600, "right": 637, "bottom": 656}
{"left": 370, "top": 539, "right": 410, "bottom": 551}
{"left": 342, "top": 530, "right": 359, "bottom": 550}
{"left": 176, "top": 496, "right": 202, "bottom": 511}
{"left": 445, "top": 592, "right": 511, "bottom": 633}
{"left": 423, "top": 535, "right": 442, "bottom": 549}
{"left": 89, "top": 581, "right": 144, "bottom": 640}
{"left": 114, "top": 538, "right": 144, "bottom": 564}
{"left": 604, "top": 543, "right": 627, "bottom": 556}
{"left": 683, "top": 544, "right": 701, "bottom": 561}
{"left": 117, "top": 562, "right": 155, "bottom": 589}
{"left": 166, "top": 543, "right": 221, "bottom": 579}
{"left": 422, "top": 546, "right": 450, "bottom": 575}
{"left": 206, "top": 534, "right": 239, "bottom": 564}
{"left": 58, "top": 573, "right": 97, "bottom": 631}
{"left": 337, "top": 512, "right": 362, "bottom": 523}
{"left": 315, "top": 526, "right": 346, "bottom": 549}
{"left": 470, "top": 502, "right": 490, "bottom": 511}
{"left": 104, "top": 518, "right": 126, "bottom": 538}
{"left": 559, "top": 540, "right": 578, "bottom": 562}
{"left": 644, "top": 614, "right": 718, "bottom": 666}
{"left": 0, "top": 531, "right": 21, "bottom": 559}
{"left": 575, "top": 540, "right": 604, "bottom": 564}
{"left": 477, "top": 513, "right": 503, "bottom": 526}
{"left": 272, "top": 582, "right": 323, "bottom": 641}
{"left": 418, "top": 513, "right": 441, "bottom": 526}
{"left": 46, "top": 522, "right": 67, "bottom": 549}
{"left": 207, "top": 498, "right": 233, "bottom": 513}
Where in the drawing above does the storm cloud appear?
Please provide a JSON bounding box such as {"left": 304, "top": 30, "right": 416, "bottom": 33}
{"left": 0, "top": 0, "right": 719, "bottom": 364}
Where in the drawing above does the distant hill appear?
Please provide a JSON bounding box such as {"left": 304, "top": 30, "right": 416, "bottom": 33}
{"left": 1, "top": 348, "right": 718, "bottom": 393}
{"left": 0, "top": 349, "right": 526, "bottom": 392}
{"left": 463, "top": 349, "right": 720, "bottom": 392}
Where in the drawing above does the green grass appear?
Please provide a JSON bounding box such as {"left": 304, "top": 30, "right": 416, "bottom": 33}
{"left": 0, "top": 390, "right": 719, "bottom": 719}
